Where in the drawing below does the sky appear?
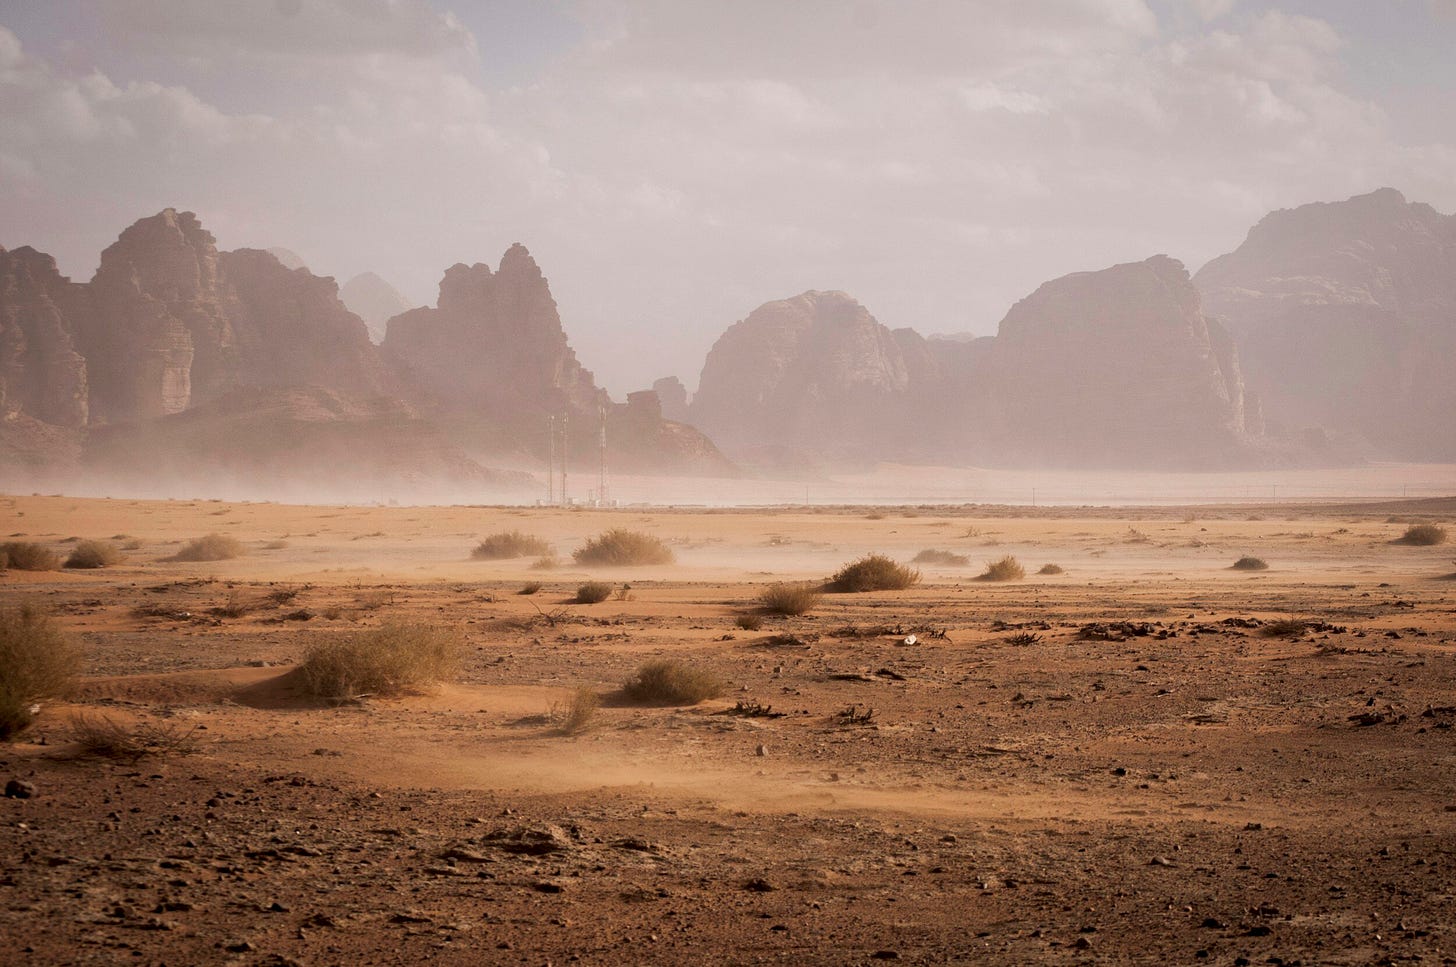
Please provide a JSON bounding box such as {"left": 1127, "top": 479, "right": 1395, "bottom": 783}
{"left": 2, "top": 0, "right": 1454, "bottom": 396}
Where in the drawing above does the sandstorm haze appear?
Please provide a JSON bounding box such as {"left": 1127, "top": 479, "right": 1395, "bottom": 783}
{"left": 5, "top": 0, "right": 1456, "bottom": 395}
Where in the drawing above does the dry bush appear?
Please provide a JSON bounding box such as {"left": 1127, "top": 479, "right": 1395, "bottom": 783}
{"left": 168, "top": 533, "right": 245, "bottom": 562}
{"left": 828, "top": 554, "right": 920, "bottom": 592}
{"left": 1038, "top": 563, "right": 1064, "bottom": 575}
{"left": 553, "top": 687, "right": 600, "bottom": 735}
{"left": 573, "top": 529, "right": 674, "bottom": 567}
{"left": 912, "top": 549, "right": 970, "bottom": 566}
{"left": 0, "top": 541, "right": 61, "bottom": 571}
{"left": 0, "top": 605, "right": 80, "bottom": 739}
{"left": 530, "top": 555, "right": 560, "bottom": 570}
{"left": 1231, "top": 556, "right": 1269, "bottom": 571}
{"left": 69, "top": 713, "right": 197, "bottom": 761}
{"left": 759, "top": 582, "right": 822, "bottom": 615}
{"left": 1261, "top": 618, "right": 1309, "bottom": 638}
{"left": 1394, "top": 523, "right": 1447, "bottom": 546}
{"left": 574, "top": 581, "right": 613, "bottom": 604}
{"left": 735, "top": 614, "right": 764, "bottom": 631}
{"left": 976, "top": 556, "right": 1026, "bottom": 582}
{"left": 300, "top": 621, "right": 464, "bottom": 701}
{"left": 472, "top": 531, "right": 552, "bottom": 560}
{"left": 622, "top": 659, "right": 723, "bottom": 706}
{"left": 518, "top": 582, "right": 543, "bottom": 595}
{"left": 64, "top": 540, "right": 123, "bottom": 569}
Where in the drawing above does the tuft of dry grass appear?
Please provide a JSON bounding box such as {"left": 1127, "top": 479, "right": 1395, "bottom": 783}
{"left": 64, "top": 540, "right": 123, "bottom": 569}
{"left": 1393, "top": 523, "right": 1447, "bottom": 546}
{"left": 828, "top": 554, "right": 920, "bottom": 592}
{"left": 912, "top": 549, "right": 970, "bottom": 566}
{"left": 530, "top": 555, "right": 560, "bottom": 570}
{"left": 735, "top": 614, "right": 764, "bottom": 631}
{"left": 1037, "top": 563, "right": 1064, "bottom": 575}
{"left": 574, "top": 581, "right": 613, "bottom": 604}
{"left": 1231, "top": 556, "right": 1269, "bottom": 571}
{"left": 758, "top": 582, "right": 823, "bottom": 615}
{"left": 976, "top": 556, "right": 1026, "bottom": 582}
{"left": 168, "top": 534, "right": 245, "bottom": 562}
{"left": 300, "top": 621, "right": 464, "bottom": 701}
{"left": 622, "top": 660, "right": 724, "bottom": 706}
{"left": 1, "top": 604, "right": 80, "bottom": 739}
{"left": 472, "top": 531, "right": 552, "bottom": 560}
{"left": 552, "top": 687, "right": 600, "bottom": 735}
{"left": 518, "top": 582, "right": 543, "bottom": 595}
{"left": 1261, "top": 617, "right": 1309, "bottom": 638}
{"left": 0, "top": 541, "right": 61, "bottom": 571}
{"left": 573, "top": 529, "right": 674, "bottom": 567}
{"left": 69, "top": 713, "right": 197, "bottom": 761}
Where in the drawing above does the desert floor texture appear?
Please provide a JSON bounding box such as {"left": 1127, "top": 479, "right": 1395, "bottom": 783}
{"left": 2, "top": 493, "right": 1455, "bottom": 965}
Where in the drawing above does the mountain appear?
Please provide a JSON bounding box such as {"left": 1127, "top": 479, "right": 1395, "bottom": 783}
{"left": 339, "top": 271, "right": 413, "bottom": 344}
{"left": 266, "top": 247, "right": 307, "bottom": 271}
{"left": 1195, "top": 187, "right": 1456, "bottom": 458}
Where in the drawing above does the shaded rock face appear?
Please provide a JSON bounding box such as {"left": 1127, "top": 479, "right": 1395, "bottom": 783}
{"left": 986, "top": 255, "right": 1250, "bottom": 468}
{"left": 690, "top": 291, "right": 922, "bottom": 461}
{"left": 339, "top": 271, "right": 412, "bottom": 343}
{"left": 651, "top": 376, "right": 690, "bottom": 423}
{"left": 0, "top": 246, "right": 89, "bottom": 427}
{"left": 1195, "top": 188, "right": 1456, "bottom": 458}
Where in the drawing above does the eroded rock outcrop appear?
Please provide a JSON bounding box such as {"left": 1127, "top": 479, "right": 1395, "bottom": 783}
{"left": 340, "top": 271, "right": 412, "bottom": 344}
{"left": 0, "top": 246, "right": 89, "bottom": 428}
{"left": 1195, "top": 188, "right": 1456, "bottom": 458}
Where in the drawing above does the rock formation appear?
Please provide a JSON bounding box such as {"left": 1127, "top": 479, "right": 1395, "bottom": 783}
{"left": 1195, "top": 188, "right": 1456, "bottom": 458}
{"left": 340, "top": 271, "right": 413, "bottom": 343}
{"left": 0, "top": 246, "right": 89, "bottom": 428}
{"left": 651, "top": 376, "right": 690, "bottom": 423}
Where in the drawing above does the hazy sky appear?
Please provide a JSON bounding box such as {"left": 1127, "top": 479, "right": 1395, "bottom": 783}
{"left": 3, "top": 1, "right": 1454, "bottom": 395}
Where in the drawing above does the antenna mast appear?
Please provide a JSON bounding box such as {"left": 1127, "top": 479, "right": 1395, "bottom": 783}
{"left": 598, "top": 405, "right": 609, "bottom": 506}
{"left": 560, "top": 411, "right": 568, "bottom": 505}
{"left": 547, "top": 415, "right": 556, "bottom": 505}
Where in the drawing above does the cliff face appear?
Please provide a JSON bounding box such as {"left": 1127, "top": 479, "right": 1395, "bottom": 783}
{"left": 985, "top": 255, "right": 1251, "bottom": 468}
{"left": 1195, "top": 188, "right": 1456, "bottom": 457}
{"left": 339, "top": 271, "right": 412, "bottom": 344}
{"left": 0, "top": 246, "right": 89, "bottom": 428}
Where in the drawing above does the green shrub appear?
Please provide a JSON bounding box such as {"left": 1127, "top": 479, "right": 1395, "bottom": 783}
{"left": 0, "top": 542, "right": 61, "bottom": 571}
{"left": 912, "top": 549, "right": 970, "bottom": 566}
{"left": 472, "top": 531, "right": 552, "bottom": 560}
{"left": 622, "top": 659, "right": 723, "bottom": 706}
{"left": 168, "top": 534, "right": 245, "bottom": 562}
{"left": 64, "top": 540, "right": 123, "bottom": 569}
{"left": 1231, "top": 556, "right": 1269, "bottom": 571}
{"left": 828, "top": 554, "right": 920, "bottom": 592}
{"left": 1394, "top": 523, "right": 1447, "bottom": 546}
{"left": 1, "top": 605, "right": 80, "bottom": 739}
{"left": 573, "top": 529, "right": 674, "bottom": 566}
{"left": 758, "top": 582, "right": 822, "bottom": 615}
{"left": 574, "top": 581, "right": 613, "bottom": 604}
{"left": 300, "top": 621, "right": 464, "bottom": 701}
{"left": 976, "top": 556, "right": 1025, "bottom": 582}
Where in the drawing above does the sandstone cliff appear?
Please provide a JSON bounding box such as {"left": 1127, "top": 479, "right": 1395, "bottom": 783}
{"left": 1195, "top": 188, "right": 1456, "bottom": 458}
{"left": 340, "top": 271, "right": 412, "bottom": 344}
{"left": 0, "top": 246, "right": 89, "bottom": 428}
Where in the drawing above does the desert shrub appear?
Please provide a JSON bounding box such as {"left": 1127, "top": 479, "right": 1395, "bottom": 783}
{"left": 0, "top": 605, "right": 80, "bottom": 739}
{"left": 1261, "top": 618, "right": 1309, "bottom": 638}
{"left": 0, "top": 541, "right": 61, "bottom": 571}
{"left": 530, "top": 555, "right": 560, "bottom": 570}
{"left": 759, "top": 582, "right": 823, "bottom": 615}
{"left": 912, "top": 549, "right": 970, "bottom": 566}
{"left": 64, "top": 540, "right": 123, "bottom": 569}
{"left": 300, "top": 621, "right": 464, "bottom": 700}
{"left": 1037, "top": 563, "right": 1064, "bottom": 575}
{"left": 69, "top": 713, "right": 197, "bottom": 761}
{"left": 168, "top": 533, "right": 245, "bottom": 562}
{"left": 828, "top": 554, "right": 920, "bottom": 592}
{"left": 572, "top": 529, "right": 674, "bottom": 567}
{"left": 553, "top": 687, "right": 599, "bottom": 735}
{"left": 518, "top": 582, "right": 543, "bottom": 595}
{"left": 472, "top": 531, "right": 552, "bottom": 560}
{"left": 622, "top": 659, "right": 723, "bottom": 706}
{"left": 735, "top": 614, "right": 764, "bottom": 631}
{"left": 976, "top": 556, "right": 1025, "bottom": 582}
{"left": 1231, "top": 556, "right": 1269, "bottom": 571}
{"left": 1394, "top": 523, "right": 1447, "bottom": 546}
{"left": 574, "top": 581, "right": 613, "bottom": 604}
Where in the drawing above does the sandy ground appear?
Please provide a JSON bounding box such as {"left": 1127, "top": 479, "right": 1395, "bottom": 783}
{"left": 2, "top": 493, "right": 1455, "bottom": 965}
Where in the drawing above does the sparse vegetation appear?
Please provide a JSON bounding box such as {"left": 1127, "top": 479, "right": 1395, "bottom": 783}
{"left": 168, "top": 533, "right": 245, "bottom": 562}
{"left": 300, "top": 621, "right": 464, "bottom": 701}
{"left": 1262, "top": 618, "right": 1309, "bottom": 638}
{"left": 758, "top": 582, "right": 823, "bottom": 615}
{"left": 976, "top": 556, "right": 1026, "bottom": 582}
{"left": 1006, "top": 631, "right": 1043, "bottom": 646}
{"left": 518, "top": 582, "right": 543, "bottom": 595}
{"left": 1038, "top": 563, "right": 1064, "bottom": 575}
{"left": 64, "top": 540, "right": 123, "bottom": 569}
{"left": 621, "top": 659, "right": 723, "bottom": 705}
{"left": 0, "top": 541, "right": 61, "bottom": 571}
{"left": 552, "top": 687, "right": 600, "bottom": 734}
{"left": 69, "top": 713, "right": 197, "bottom": 761}
{"left": 472, "top": 531, "right": 552, "bottom": 560}
{"left": 1, "top": 605, "right": 80, "bottom": 739}
{"left": 828, "top": 554, "right": 920, "bottom": 592}
{"left": 1394, "top": 523, "right": 1447, "bottom": 546}
{"left": 530, "top": 555, "right": 560, "bottom": 570}
{"left": 1232, "top": 556, "right": 1269, "bottom": 571}
{"left": 735, "top": 614, "right": 764, "bottom": 631}
{"left": 912, "top": 548, "right": 970, "bottom": 566}
{"left": 573, "top": 529, "right": 674, "bottom": 566}
{"left": 574, "top": 581, "right": 613, "bottom": 604}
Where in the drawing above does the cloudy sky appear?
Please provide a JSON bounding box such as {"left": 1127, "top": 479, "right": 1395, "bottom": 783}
{"left": 3, "top": 1, "right": 1454, "bottom": 395}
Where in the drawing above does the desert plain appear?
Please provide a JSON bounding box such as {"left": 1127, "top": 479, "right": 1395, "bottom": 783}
{"left": 2, "top": 492, "right": 1455, "bottom": 966}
